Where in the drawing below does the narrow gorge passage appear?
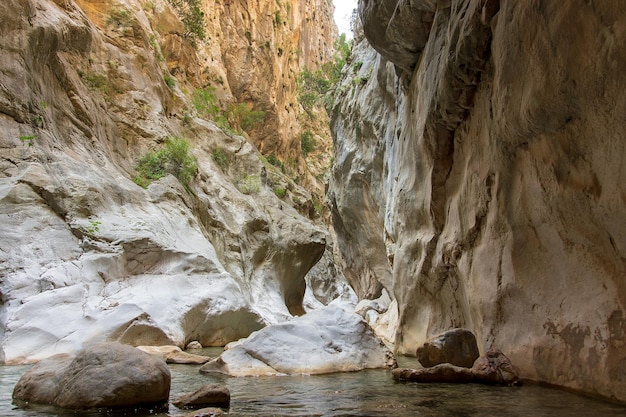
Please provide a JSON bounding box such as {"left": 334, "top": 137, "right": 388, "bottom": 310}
{"left": 0, "top": 0, "right": 625, "bottom": 414}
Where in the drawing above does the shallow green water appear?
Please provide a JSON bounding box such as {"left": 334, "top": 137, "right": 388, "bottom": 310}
{"left": 2, "top": 353, "right": 625, "bottom": 416}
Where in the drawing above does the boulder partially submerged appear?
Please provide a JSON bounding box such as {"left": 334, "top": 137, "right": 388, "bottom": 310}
{"left": 13, "top": 342, "right": 170, "bottom": 409}
{"left": 393, "top": 363, "right": 474, "bottom": 383}
{"left": 394, "top": 349, "right": 521, "bottom": 386}
{"left": 471, "top": 349, "right": 521, "bottom": 385}
{"left": 173, "top": 384, "right": 230, "bottom": 409}
{"left": 416, "top": 328, "right": 479, "bottom": 368}
{"left": 137, "top": 345, "right": 211, "bottom": 364}
{"left": 199, "top": 304, "right": 396, "bottom": 376}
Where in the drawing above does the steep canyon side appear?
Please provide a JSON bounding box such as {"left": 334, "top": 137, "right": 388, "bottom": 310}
{"left": 0, "top": 0, "right": 340, "bottom": 363}
{"left": 330, "top": 0, "right": 626, "bottom": 402}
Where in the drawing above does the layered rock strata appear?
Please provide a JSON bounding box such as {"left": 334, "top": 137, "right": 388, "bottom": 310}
{"left": 330, "top": 0, "right": 626, "bottom": 402}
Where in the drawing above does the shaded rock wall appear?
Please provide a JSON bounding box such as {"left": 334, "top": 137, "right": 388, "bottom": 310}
{"left": 330, "top": 0, "right": 626, "bottom": 402}
{"left": 0, "top": 0, "right": 341, "bottom": 363}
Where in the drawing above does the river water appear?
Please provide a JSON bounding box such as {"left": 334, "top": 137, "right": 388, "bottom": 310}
{"left": 1, "top": 352, "right": 625, "bottom": 417}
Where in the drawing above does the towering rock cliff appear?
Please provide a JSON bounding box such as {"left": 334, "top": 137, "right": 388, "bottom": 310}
{"left": 0, "top": 0, "right": 342, "bottom": 363}
{"left": 330, "top": 0, "right": 626, "bottom": 403}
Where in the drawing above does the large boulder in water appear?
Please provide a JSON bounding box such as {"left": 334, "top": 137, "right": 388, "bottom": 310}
{"left": 471, "top": 349, "right": 521, "bottom": 385}
{"left": 173, "top": 384, "right": 230, "bottom": 409}
{"left": 199, "top": 303, "right": 396, "bottom": 376}
{"left": 13, "top": 342, "right": 170, "bottom": 409}
{"left": 416, "top": 328, "right": 480, "bottom": 368}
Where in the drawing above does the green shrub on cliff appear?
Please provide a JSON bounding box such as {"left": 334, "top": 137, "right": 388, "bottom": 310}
{"left": 227, "top": 103, "right": 266, "bottom": 132}
{"left": 300, "top": 130, "right": 317, "bottom": 156}
{"left": 133, "top": 137, "right": 198, "bottom": 188}
{"left": 192, "top": 86, "right": 265, "bottom": 135}
{"left": 168, "top": 0, "right": 206, "bottom": 45}
{"left": 192, "top": 86, "right": 221, "bottom": 119}
{"left": 238, "top": 175, "right": 261, "bottom": 195}
{"left": 212, "top": 148, "right": 230, "bottom": 172}
{"left": 297, "top": 33, "right": 352, "bottom": 115}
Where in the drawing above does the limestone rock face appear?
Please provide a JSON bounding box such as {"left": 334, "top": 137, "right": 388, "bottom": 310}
{"left": 13, "top": 342, "right": 170, "bottom": 409}
{"left": 359, "top": 0, "right": 434, "bottom": 73}
{"left": 0, "top": 0, "right": 338, "bottom": 364}
{"left": 199, "top": 303, "right": 396, "bottom": 376}
{"left": 331, "top": 0, "right": 626, "bottom": 402}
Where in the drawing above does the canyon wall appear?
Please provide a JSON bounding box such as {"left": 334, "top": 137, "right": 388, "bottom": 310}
{"left": 0, "top": 0, "right": 342, "bottom": 363}
{"left": 330, "top": 0, "right": 626, "bottom": 402}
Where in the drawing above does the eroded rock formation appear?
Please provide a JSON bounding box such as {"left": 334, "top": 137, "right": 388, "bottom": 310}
{"left": 330, "top": 0, "right": 626, "bottom": 402}
{"left": 0, "top": 0, "right": 343, "bottom": 363}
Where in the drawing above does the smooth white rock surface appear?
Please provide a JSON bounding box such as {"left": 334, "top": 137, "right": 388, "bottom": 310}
{"left": 199, "top": 303, "right": 396, "bottom": 376}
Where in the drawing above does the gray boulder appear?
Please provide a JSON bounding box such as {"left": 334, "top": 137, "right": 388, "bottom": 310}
{"left": 13, "top": 342, "right": 170, "bottom": 409}
{"left": 416, "top": 328, "right": 479, "bottom": 368}
{"left": 173, "top": 384, "right": 230, "bottom": 409}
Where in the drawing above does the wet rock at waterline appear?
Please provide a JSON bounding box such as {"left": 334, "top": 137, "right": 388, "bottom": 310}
{"left": 186, "top": 341, "right": 204, "bottom": 350}
{"left": 12, "top": 343, "right": 170, "bottom": 409}
{"left": 471, "top": 349, "right": 521, "bottom": 385}
{"left": 393, "top": 349, "right": 521, "bottom": 386}
{"left": 416, "top": 328, "right": 480, "bottom": 368}
{"left": 199, "top": 304, "right": 396, "bottom": 376}
{"left": 137, "top": 345, "right": 211, "bottom": 365}
{"left": 184, "top": 408, "right": 225, "bottom": 417}
{"left": 173, "top": 384, "right": 230, "bottom": 409}
{"left": 393, "top": 363, "right": 474, "bottom": 383}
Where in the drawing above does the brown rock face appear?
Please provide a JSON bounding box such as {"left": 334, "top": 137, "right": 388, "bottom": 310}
{"left": 331, "top": 0, "right": 626, "bottom": 403}
{"left": 471, "top": 349, "right": 521, "bottom": 386}
{"left": 13, "top": 343, "right": 171, "bottom": 409}
{"left": 416, "top": 328, "right": 479, "bottom": 368}
{"left": 198, "top": 0, "right": 337, "bottom": 193}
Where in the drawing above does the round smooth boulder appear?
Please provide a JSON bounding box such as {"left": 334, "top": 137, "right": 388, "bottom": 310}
{"left": 13, "top": 342, "right": 171, "bottom": 409}
{"left": 416, "top": 328, "right": 480, "bottom": 368}
{"left": 186, "top": 341, "right": 203, "bottom": 350}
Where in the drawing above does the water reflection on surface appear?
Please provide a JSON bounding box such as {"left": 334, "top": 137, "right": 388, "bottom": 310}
{"left": 1, "top": 352, "right": 625, "bottom": 417}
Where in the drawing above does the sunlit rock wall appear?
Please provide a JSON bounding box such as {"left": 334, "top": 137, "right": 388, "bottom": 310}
{"left": 330, "top": 0, "right": 626, "bottom": 402}
{"left": 0, "top": 0, "right": 341, "bottom": 364}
